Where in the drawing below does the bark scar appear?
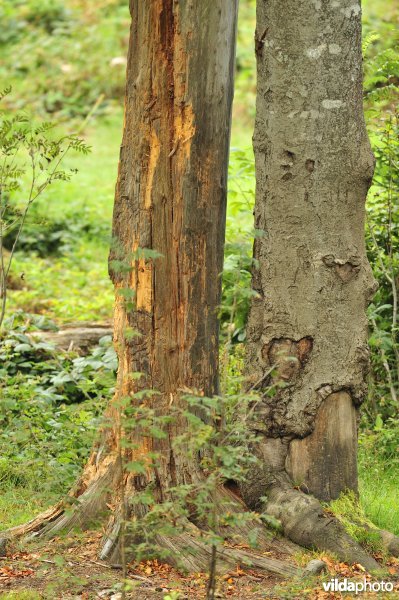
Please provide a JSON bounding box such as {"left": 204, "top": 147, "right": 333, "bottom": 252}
{"left": 322, "top": 254, "right": 361, "bottom": 282}
{"left": 262, "top": 336, "right": 313, "bottom": 383}
{"left": 255, "top": 28, "right": 269, "bottom": 56}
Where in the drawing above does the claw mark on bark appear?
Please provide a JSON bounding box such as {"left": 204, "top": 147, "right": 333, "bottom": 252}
{"left": 282, "top": 172, "right": 293, "bottom": 181}
{"left": 145, "top": 130, "right": 161, "bottom": 208}
{"left": 255, "top": 27, "right": 269, "bottom": 56}
{"left": 305, "top": 159, "right": 315, "bottom": 173}
{"left": 283, "top": 150, "right": 296, "bottom": 162}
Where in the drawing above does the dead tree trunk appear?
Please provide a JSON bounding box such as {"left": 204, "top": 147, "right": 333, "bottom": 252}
{"left": 100, "top": 0, "right": 240, "bottom": 563}
{"left": 240, "top": 0, "right": 397, "bottom": 568}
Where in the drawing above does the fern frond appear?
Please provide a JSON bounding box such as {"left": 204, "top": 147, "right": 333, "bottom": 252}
{"left": 362, "top": 31, "right": 380, "bottom": 57}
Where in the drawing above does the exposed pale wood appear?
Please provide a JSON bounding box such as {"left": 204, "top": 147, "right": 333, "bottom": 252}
{"left": 286, "top": 392, "right": 358, "bottom": 501}
{"left": 106, "top": 0, "right": 239, "bottom": 507}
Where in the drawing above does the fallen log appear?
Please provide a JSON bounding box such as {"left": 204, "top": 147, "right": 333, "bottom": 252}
{"left": 31, "top": 322, "right": 113, "bottom": 353}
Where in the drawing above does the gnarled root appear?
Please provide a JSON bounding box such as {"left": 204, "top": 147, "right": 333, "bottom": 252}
{"left": 379, "top": 530, "right": 399, "bottom": 557}
{"left": 342, "top": 516, "right": 399, "bottom": 558}
{"left": 241, "top": 471, "right": 382, "bottom": 573}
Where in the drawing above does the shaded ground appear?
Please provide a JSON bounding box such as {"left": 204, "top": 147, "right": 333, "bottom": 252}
{"left": 1, "top": 530, "right": 399, "bottom": 599}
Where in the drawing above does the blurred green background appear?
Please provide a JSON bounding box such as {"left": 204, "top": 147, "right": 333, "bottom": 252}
{"left": 0, "top": 0, "right": 398, "bottom": 541}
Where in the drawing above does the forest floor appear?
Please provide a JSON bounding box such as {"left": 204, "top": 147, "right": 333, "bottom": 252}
{"left": 1, "top": 529, "right": 399, "bottom": 600}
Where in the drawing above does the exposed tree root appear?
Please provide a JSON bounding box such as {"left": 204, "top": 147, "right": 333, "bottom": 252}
{"left": 99, "top": 512, "right": 303, "bottom": 578}
{"left": 3, "top": 463, "right": 396, "bottom": 578}
{"left": 214, "top": 485, "right": 300, "bottom": 556}
{"left": 379, "top": 529, "right": 399, "bottom": 557}
{"left": 241, "top": 471, "right": 383, "bottom": 573}
{"left": 2, "top": 464, "right": 304, "bottom": 579}
{"left": 346, "top": 517, "right": 399, "bottom": 558}
{"left": 96, "top": 484, "right": 303, "bottom": 576}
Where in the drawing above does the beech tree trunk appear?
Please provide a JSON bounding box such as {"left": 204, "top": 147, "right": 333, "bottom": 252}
{"left": 240, "top": 0, "right": 393, "bottom": 570}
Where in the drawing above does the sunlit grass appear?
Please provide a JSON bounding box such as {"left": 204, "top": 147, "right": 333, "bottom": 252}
{"left": 359, "top": 455, "right": 399, "bottom": 535}
{"left": 8, "top": 242, "right": 113, "bottom": 324}
{"left": 0, "top": 484, "right": 53, "bottom": 531}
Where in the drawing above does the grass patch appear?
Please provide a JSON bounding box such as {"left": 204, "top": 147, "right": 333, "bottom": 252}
{"left": 359, "top": 444, "right": 399, "bottom": 536}
{"left": 321, "top": 443, "right": 399, "bottom": 556}
{"left": 8, "top": 242, "right": 113, "bottom": 323}
{"left": 3, "top": 112, "right": 120, "bottom": 325}
{"left": 0, "top": 484, "right": 57, "bottom": 531}
{"left": 329, "top": 491, "right": 385, "bottom": 555}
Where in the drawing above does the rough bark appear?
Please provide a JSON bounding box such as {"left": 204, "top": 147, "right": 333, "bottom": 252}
{"left": 94, "top": 0, "right": 302, "bottom": 574}
{"left": 241, "top": 0, "right": 389, "bottom": 570}
{"left": 1, "top": 2, "right": 317, "bottom": 579}
{"left": 106, "top": 0, "right": 238, "bottom": 494}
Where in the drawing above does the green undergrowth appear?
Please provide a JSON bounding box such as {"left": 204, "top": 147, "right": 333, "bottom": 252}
{"left": 324, "top": 442, "right": 399, "bottom": 555}
{"left": 358, "top": 438, "right": 399, "bottom": 536}
{"left": 328, "top": 490, "right": 386, "bottom": 555}
{"left": 0, "top": 388, "right": 103, "bottom": 528}
{"left": 0, "top": 315, "right": 115, "bottom": 528}
{"left": 4, "top": 112, "right": 120, "bottom": 323}
{"left": 8, "top": 243, "right": 113, "bottom": 323}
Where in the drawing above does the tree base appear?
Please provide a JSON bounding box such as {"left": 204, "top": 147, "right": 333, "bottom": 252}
{"left": 3, "top": 475, "right": 399, "bottom": 579}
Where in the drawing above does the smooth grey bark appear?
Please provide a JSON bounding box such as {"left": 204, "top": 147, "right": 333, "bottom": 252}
{"left": 247, "top": 0, "right": 376, "bottom": 500}
{"left": 240, "top": 0, "right": 391, "bottom": 570}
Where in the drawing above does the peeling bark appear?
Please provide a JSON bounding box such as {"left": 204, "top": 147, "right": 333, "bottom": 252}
{"left": 102, "top": 1, "right": 241, "bottom": 563}
{"left": 106, "top": 0, "right": 239, "bottom": 482}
